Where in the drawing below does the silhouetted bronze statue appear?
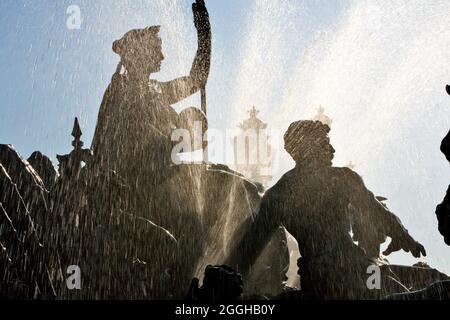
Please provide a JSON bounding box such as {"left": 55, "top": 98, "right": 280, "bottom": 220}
{"left": 91, "top": 0, "right": 211, "bottom": 184}
{"left": 226, "top": 120, "right": 426, "bottom": 299}
{"left": 86, "top": 0, "right": 211, "bottom": 299}
{"left": 436, "top": 85, "right": 450, "bottom": 245}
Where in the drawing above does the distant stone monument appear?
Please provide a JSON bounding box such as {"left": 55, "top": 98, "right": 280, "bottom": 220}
{"left": 435, "top": 85, "right": 450, "bottom": 245}
{"left": 233, "top": 107, "right": 273, "bottom": 188}
{"left": 313, "top": 105, "right": 333, "bottom": 127}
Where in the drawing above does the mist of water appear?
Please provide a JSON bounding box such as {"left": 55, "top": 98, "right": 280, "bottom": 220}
{"left": 228, "top": 0, "right": 450, "bottom": 273}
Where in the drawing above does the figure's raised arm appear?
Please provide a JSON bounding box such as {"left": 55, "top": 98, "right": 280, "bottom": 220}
{"left": 159, "top": 0, "right": 211, "bottom": 105}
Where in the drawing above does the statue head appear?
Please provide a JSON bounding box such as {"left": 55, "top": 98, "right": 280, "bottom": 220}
{"left": 113, "top": 26, "right": 164, "bottom": 77}
{"left": 284, "top": 120, "right": 335, "bottom": 166}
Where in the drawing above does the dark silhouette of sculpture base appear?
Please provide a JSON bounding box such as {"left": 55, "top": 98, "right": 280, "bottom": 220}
{"left": 186, "top": 265, "right": 243, "bottom": 301}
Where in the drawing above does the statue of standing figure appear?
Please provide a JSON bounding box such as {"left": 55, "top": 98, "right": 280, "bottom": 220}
{"left": 226, "top": 120, "right": 427, "bottom": 299}
{"left": 55, "top": 1, "right": 213, "bottom": 299}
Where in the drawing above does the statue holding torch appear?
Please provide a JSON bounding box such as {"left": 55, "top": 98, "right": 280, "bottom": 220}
{"left": 91, "top": 0, "right": 212, "bottom": 181}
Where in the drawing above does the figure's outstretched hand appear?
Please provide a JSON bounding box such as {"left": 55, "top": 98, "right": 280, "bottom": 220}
{"left": 382, "top": 233, "right": 426, "bottom": 258}
{"left": 192, "top": 0, "right": 210, "bottom": 32}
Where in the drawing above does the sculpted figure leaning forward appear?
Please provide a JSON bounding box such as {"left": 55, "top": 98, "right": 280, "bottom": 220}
{"left": 226, "top": 120, "right": 426, "bottom": 299}
{"left": 91, "top": 0, "right": 211, "bottom": 184}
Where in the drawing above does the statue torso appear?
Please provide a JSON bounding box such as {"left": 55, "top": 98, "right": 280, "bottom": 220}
{"left": 91, "top": 75, "right": 178, "bottom": 181}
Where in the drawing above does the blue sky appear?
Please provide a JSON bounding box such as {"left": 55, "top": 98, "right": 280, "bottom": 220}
{"left": 0, "top": 0, "right": 345, "bottom": 158}
{"left": 1, "top": 0, "right": 449, "bottom": 274}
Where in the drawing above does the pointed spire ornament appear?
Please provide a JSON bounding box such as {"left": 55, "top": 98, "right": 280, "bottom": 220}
{"left": 57, "top": 117, "right": 92, "bottom": 179}
{"left": 71, "top": 117, "right": 83, "bottom": 150}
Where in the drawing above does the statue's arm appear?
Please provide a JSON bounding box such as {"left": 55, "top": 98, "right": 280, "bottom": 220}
{"left": 159, "top": 1, "right": 211, "bottom": 105}
{"left": 345, "top": 168, "right": 426, "bottom": 258}
{"left": 225, "top": 192, "right": 279, "bottom": 277}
